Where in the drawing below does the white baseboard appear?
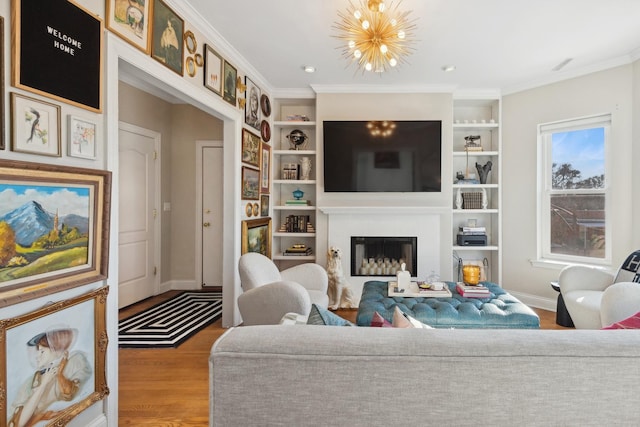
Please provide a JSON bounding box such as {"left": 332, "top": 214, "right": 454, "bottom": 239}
{"left": 159, "top": 280, "right": 199, "bottom": 294}
{"left": 506, "top": 289, "right": 557, "bottom": 312}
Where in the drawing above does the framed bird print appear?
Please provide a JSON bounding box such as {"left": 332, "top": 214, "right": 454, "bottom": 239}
{"left": 10, "top": 93, "right": 61, "bottom": 157}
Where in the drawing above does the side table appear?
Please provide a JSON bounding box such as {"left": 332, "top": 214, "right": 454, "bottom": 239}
{"left": 551, "top": 281, "right": 574, "bottom": 327}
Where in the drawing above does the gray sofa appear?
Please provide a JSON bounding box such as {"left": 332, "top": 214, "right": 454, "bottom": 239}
{"left": 209, "top": 325, "right": 640, "bottom": 426}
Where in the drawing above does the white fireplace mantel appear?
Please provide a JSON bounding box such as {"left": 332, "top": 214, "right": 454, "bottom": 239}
{"left": 319, "top": 206, "right": 449, "bottom": 215}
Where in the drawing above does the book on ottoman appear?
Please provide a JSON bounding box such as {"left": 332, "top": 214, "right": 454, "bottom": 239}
{"left": 456, "top": 282, "right": 491, "bottom": 298}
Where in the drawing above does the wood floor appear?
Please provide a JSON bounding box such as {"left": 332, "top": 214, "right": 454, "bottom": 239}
{"left": 118, "top": 291, "right": 570, "bottom": 426}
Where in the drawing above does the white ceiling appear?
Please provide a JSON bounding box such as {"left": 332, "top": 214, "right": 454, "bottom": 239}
{"left": 184, "top": 0, "right": 640, "bottom": 94}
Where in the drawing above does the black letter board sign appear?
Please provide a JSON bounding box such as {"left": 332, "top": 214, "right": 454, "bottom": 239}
{"left": 12, "top": 0, "right": 103, "bottom": 112}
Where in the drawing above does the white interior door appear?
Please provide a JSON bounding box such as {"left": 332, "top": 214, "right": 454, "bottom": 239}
{"left": 199, "top": 142, "right": 224, "bottom": 287}
{"left": 118, "top": 122, "right": 160, "bottom": 308}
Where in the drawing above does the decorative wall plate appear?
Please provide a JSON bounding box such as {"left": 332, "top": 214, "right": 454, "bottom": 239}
{"left": 245, "top": 203, "right": 253, "bottom": 217}
{"left": 261, "top": 120, "right": 271, "bottom": 142}
{"left": 252, "top": 203, "right": 259, "bottom": 216}
{"left": 260, "top": 94, "right": 271, "bottom": 117}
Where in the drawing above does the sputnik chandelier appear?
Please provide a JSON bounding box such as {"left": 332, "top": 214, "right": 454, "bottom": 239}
{"left": 367, "top": 120, "right": 396, "bottom": 137}
{"left": 334, "top": 0, "right": 417, "bottom": 73}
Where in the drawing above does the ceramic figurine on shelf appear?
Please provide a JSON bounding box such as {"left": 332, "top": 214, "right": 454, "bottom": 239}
{"left": 300, "top": 157, "right": 312, "bottom": 180}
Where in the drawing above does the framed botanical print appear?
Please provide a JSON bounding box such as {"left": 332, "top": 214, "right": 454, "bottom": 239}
{"left": 260, "top": 142, "right": 271, "bottom": 194}
{"left": 244, "top": 77, "right": 261, "bottom": 131}
{"left": 150, "top": 0, "right": 184, "bottom": 75}
{"left": 241, "top": 217, "right": 272, "bottom": 258}
{"left": 10, "top": 93, "right": 61, "bottom": 157}
{"left": 1, "top": 287, "right": 109, "bottom": 426}
{"left": 241, "top": 166, "right": 259, "bottom": 200}
{"left": 260, "top": 194, "right": 270, "bottom": 217}
{"left": 68, "top": 115, "right": 97, "bottom": 159}
{"left": 222, "top": 60, "right": 237, "bottom": 106}
{"left": 204, "top": 44, "right": 223, "bottom": 95}
{"left": 106, "top": 0, "right": 151, "bottom": 53}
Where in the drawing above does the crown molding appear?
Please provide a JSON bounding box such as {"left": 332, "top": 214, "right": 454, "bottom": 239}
{"left": 310, "top": 84, "right": 457, "bottom": 94}
{"left": 502, "top": 53, "right": 636, "bottom": 96}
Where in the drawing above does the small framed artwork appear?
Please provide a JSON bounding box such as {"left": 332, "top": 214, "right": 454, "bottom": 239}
{"left": 241, "top": 217, "right": 272, "bottom": 258}
{"left": 68, "top": 115, "right": 97, "bottom": 159}
{"left": 151, "top": 0, "right": 184, "bottom": 76}
{"left": 222, "top": 60, "right": 237, "bottom": 106}
{"left": 106, "top": 0, "right": 151, "bottom": 53}
{"left": 0, "top": 159, "right": 112, "bottom": 307}
{"left": 260, "top": 142, "right": 271, "bottom": 194}
{"left": 245, "top": 77, "right": 261, "bottom": 131}
{"left": 260, "top": 194, "right": 270, "bottom": 217}
{"left": 12, "top": 0, "right": 103, "bottom": 112}
{"left": 260, "top": 94, "right": 271, "bottom": 118}
{"left": 241, "top": 166, "right": 260, "bottom": 200}
{"left": 10, "top": 93, "right": 61, "bottom": 157}
{"left": 242, "top": 129, "right": 261, "bottom": 167}
{"left": 1, "top": 286, "right": 109, "bottom": 426}
{"left": 204, "top": 44, "right": 223, "bottom": 95}
{"left": 0, "top": 16, "right": 4, "bottom": 150}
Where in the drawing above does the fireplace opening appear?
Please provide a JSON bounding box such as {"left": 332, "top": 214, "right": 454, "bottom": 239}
{"left": 351, "top": 236, "right": 417, "bottom": 277}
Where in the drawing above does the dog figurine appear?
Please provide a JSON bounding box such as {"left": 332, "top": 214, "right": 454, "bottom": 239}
{"left": 326, "top": 247, "right": 356, "bottom": 310}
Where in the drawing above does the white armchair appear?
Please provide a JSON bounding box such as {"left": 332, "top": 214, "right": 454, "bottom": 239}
{"left": 237, "top": 253, "right": 329, "bottom": 325}
{"left": 560, "top": 250, "right": 640, "bottom": 329}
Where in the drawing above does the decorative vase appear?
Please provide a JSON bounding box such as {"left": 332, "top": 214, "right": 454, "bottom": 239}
{"left": 300, "top": 157, "right": 312, "bottom": 180}
{"left": 292, "top": 188, "right": 304, "bottom": 200}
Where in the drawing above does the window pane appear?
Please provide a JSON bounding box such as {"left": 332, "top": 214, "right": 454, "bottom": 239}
{"left": 551, "top": 128, "right": 605, "bottom": 189}
{"left": 550, "top": 194, "right": 605, "bottom": 258}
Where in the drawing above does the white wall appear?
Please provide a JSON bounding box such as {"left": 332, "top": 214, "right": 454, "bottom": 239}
{"left": 502, "top": 65, "right": 635, "bottom": 307}
{"left": 314, "top": 92, "right": 453, "bottom": 290}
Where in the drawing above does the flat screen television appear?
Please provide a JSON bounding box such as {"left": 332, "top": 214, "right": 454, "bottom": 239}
{"left": 323, "top": 120, "right": 442, "bottom": 192}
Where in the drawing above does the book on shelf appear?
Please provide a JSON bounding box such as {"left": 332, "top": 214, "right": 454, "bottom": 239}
{"left": 278, "top": 215, "right": 314, "bottom": 233}
{"left": 284, "top": 246, "right": 313, "bottom": 256}
{"left": 281, "top": 163, "right": 300, "bottom": 180}
{"left": 285, "top": 199, "right": 310, "bottom": 205}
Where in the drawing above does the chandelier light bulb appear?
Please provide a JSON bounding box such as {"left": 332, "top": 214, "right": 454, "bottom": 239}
{"left": 365, "top": 62, "right": 372, "bottom": 71}
{"left": 362, "top": 20, "right": 370, "bottom": 30}
{"left": 354, "top": 49, "right": 362, "bottom": 58}
{"left": 390, "top": 18, "right": 397, "bottom": 26}
{"left": 397, "top": 30, "right": 405, "bottom": 39}
{"left": 378, "top": 3, "right": 385, "bottom": 12}
{"left": 389, "top": 58, "right": 397, "bottom": 67}
{"left": 348, "top": 40, "right": 356, "bottom": 49}
{"left": 354, "top": 10, "right": 362, "bottom": 19}
{"left": 380, "top": 44, "right": 388, "bottom": 54}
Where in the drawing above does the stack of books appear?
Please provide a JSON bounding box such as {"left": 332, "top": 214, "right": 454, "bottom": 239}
{"left": 285, "top": 199, "right": 310, "bottom": 206}
{"left": 456, "top": 282, "right": 491, "bottom": 298}
{"left": 281, "top": 163, "right": 300, "bottom": 180}
{"left": 284, "top": 244, "right": 312, "bottom": 256}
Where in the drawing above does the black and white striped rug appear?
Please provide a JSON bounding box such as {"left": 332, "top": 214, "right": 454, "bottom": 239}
{"left": 118, "top": 291, "right": 222, "bottom": 348}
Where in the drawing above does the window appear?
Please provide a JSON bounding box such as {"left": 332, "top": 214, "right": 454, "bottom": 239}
{"left": 538, "top": 114, "right": 611, "bottom": 265}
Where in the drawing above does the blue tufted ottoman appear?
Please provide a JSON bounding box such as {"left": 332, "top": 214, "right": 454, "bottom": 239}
{"left": 356, "top": 281, "right": 540, "bottom": 328}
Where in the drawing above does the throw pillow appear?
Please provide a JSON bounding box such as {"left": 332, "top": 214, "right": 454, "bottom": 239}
{"left": 370, "top": 311, "right": 393, "bottom": 327}
{"left": 306, "top": 304, "right": 355, "bottom": 326}
{"left": 391, "top": 306, "right": 434, "bottom": 329}
{"left": 614, "top": 250, "right": 640, "bottom": 283}
{"left": 602, "top": 311, "right": 640, "bottom": 329}
{"left": 279, "top": 312, "right": 309, "bottom": 325}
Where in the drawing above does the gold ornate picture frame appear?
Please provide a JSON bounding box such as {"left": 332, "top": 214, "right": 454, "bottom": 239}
{"left": 1, "top": 286, "right": 109, "bottom": 426}
{"left": 241, "top": 217, "right": 272, "bottom": 258}
{"left": 0, "top": 160, "right": 112, "bottom": 307}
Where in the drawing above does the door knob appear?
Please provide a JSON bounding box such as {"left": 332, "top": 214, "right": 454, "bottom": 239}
{"left": 203, "top": 222, "right": 211, "bottom": 227}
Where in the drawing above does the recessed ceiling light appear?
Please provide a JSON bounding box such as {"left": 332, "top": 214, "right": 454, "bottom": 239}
{"left": 303, "top": 65, "right": 316, "bottom": 73}
{"left": 441, "top": 65, "right": 456, "bottom": 72}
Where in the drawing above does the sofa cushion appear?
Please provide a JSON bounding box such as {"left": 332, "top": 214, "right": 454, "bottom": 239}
{"left": 279, "top": 312, "right": 308, "bottom": 325}
{"left": 602, "top": 311, "right": 640, "bottom": 329}
{"left": 306, "top": 304, "right": 355, "bottom": 326}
